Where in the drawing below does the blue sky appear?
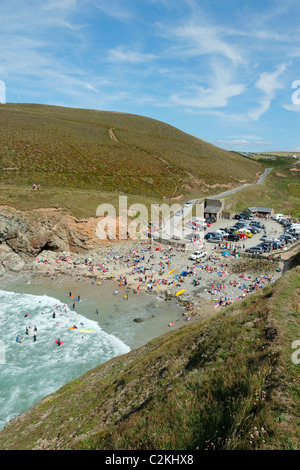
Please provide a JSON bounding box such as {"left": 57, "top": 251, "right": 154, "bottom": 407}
{"left": 1, "top": 0, "right": 299, "bottom": 152}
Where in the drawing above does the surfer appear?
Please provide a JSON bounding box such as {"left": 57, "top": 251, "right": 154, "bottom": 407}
{"left": 16, "top": 335, "right": 22, "bottom": 343}
{"left": 56, "top": 338, "right": 62, "bottom": 346}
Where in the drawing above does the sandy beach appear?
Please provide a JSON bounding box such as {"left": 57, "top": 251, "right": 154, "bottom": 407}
{"left": 1, "top": 234, "right": 284, "bottom": 349}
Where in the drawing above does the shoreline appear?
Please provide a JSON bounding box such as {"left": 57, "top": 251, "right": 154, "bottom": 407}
{"left": 1, "top": 237, "right": 285, "bottom": 349}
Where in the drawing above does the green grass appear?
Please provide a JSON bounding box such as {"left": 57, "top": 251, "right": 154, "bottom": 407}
{"left": 0, "top": 103, "right": 262, "bottom": 217}
{"left": 224, "top": 156, "right": 300, "bottom": 218}
{"left": 0, "top": 264, "right": 299, "bottom": 450}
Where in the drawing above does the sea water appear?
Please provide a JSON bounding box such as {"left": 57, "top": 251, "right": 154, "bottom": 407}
{"left": 0, "top": 289, "right": 130, "bottom": 431}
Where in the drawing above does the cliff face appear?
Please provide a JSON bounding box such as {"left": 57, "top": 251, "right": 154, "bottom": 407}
{"left": 0, "top": 206, "right": 108, "bottom": 274}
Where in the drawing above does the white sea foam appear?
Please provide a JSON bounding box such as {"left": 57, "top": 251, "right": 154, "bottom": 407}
{"left": 0, "top": 289, "right": 130, "bottom": 430}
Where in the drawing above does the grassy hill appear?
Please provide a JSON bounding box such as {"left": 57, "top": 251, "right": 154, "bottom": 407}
{"left": 0, "top": 262, "right": 299, "bottom": 450}
{"left": 0, "top": 104, "right": 261, "bottom": 217}
{"left": 224, "top": 155, "right": 300, "bottom": 218}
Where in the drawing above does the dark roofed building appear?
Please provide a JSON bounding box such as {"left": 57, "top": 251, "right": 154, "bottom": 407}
{"left": 204, "top": 198, "right": 224, "bottom": 220}
{"left": 247, "top": 206, "right": 274, "bottom": 217}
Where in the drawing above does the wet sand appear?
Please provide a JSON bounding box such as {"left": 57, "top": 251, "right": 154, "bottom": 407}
{"left": 1, "top": 272, "right": 191, "bottom": 350}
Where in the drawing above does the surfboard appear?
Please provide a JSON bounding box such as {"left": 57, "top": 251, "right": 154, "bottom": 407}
{"left": 78, "top": 330, "right": 93, "bottom": 333}
{"left": 55, "top": 340, "right": 63, "bottom": 345}
{"left": 175, "top": 289, "right": 185, "bottom": 296}
{"left": 168, "top": 269, "right": 175, "bottom": 274}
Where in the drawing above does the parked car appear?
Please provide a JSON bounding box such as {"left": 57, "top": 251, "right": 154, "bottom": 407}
{"left": 185, "top": 222, "right": 194, "bottom": 228}
{"left": 205, "top": 216, "right": 217, "bottom": 223}
{"left": 234, "top": 222, "right": 249, "bottom": 228}
{"left": 227, "top": 233, "right": 240, "bottom": 241}
{"left": 207, "top": 237, "right": 223, "bottom": 243}
{"left": 281, "top": 233, "right": 297, "bottom": 242}
{"left": 240, "top": 213, "right": 254, "bottom": 220}
{"left": 215, "top": 229, "right": 228, "bottom": 237}
{"left": 250, "top": 221, "right": 265, "bottom": 229}
{"left": 184, "top": 201, "right": 193, "bottom": 207}
{"left": 234, "top": 214, "right": 245, "bottom": 220}
{"left": 185, "top": 233, "right": 201, "bottom": 240}
{"left": 189, "top": 250, "right": 207, "bottom": 261}
{"left": 237, "top": 230, "right": 252, "bottom": 238}
{"left": 245, "top": 246, "right": 264, "bottom": 253}
{"left": 175, "top": 209, "right": 183, "bottom": 216}
{"left": 257, "top": 243, "right": 272, "bottom": 252}
{"left": 204, "top": 232, "right": 222, "bottom": 240}
{"left": 273, "top": 213, "right": 284, "bottom": 220}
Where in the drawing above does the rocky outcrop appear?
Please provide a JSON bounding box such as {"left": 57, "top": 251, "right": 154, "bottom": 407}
{"left": 0, "top": 207, "right": 111, "bottom": 274}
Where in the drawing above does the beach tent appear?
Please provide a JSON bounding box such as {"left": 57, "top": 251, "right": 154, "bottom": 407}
{"left": 181, "top": 270, "right": 188, "bottom": 277}
{"left": 222, "top": 252, "right": 230, "bottom": 257}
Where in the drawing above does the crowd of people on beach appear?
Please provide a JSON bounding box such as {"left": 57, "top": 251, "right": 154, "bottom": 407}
{"left": 30, "top": 238, "right": 281, "bottom": 316}
{"left": 12, "top": 237, "right": 282, "bottom": 346}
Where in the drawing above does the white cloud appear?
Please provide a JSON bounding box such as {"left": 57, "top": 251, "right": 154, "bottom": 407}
{"left": 216, "top": 138, "right": 275, "bottom": 147}
{"left": 107, "top": 46, "right": 158, "bottom": 64}
{"left": 170, "top": 61, "right": 245, "bottom": 109}
{"left": 248, "top": 63, "right": 287, "bottom": 120}
{"left": 171, "top": 22, "right": 243, "bottom": 64}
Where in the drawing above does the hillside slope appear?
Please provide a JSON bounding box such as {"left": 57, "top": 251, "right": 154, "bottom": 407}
{"left": 0, "top": 104, "right": 261, "bottom": 215}
{"left": 0, "top": 264, "right": 299, "bottom": 450}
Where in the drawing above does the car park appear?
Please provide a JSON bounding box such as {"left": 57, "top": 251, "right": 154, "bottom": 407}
{"left": 189, "top": 250, "right": 207, "bottom": 260}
